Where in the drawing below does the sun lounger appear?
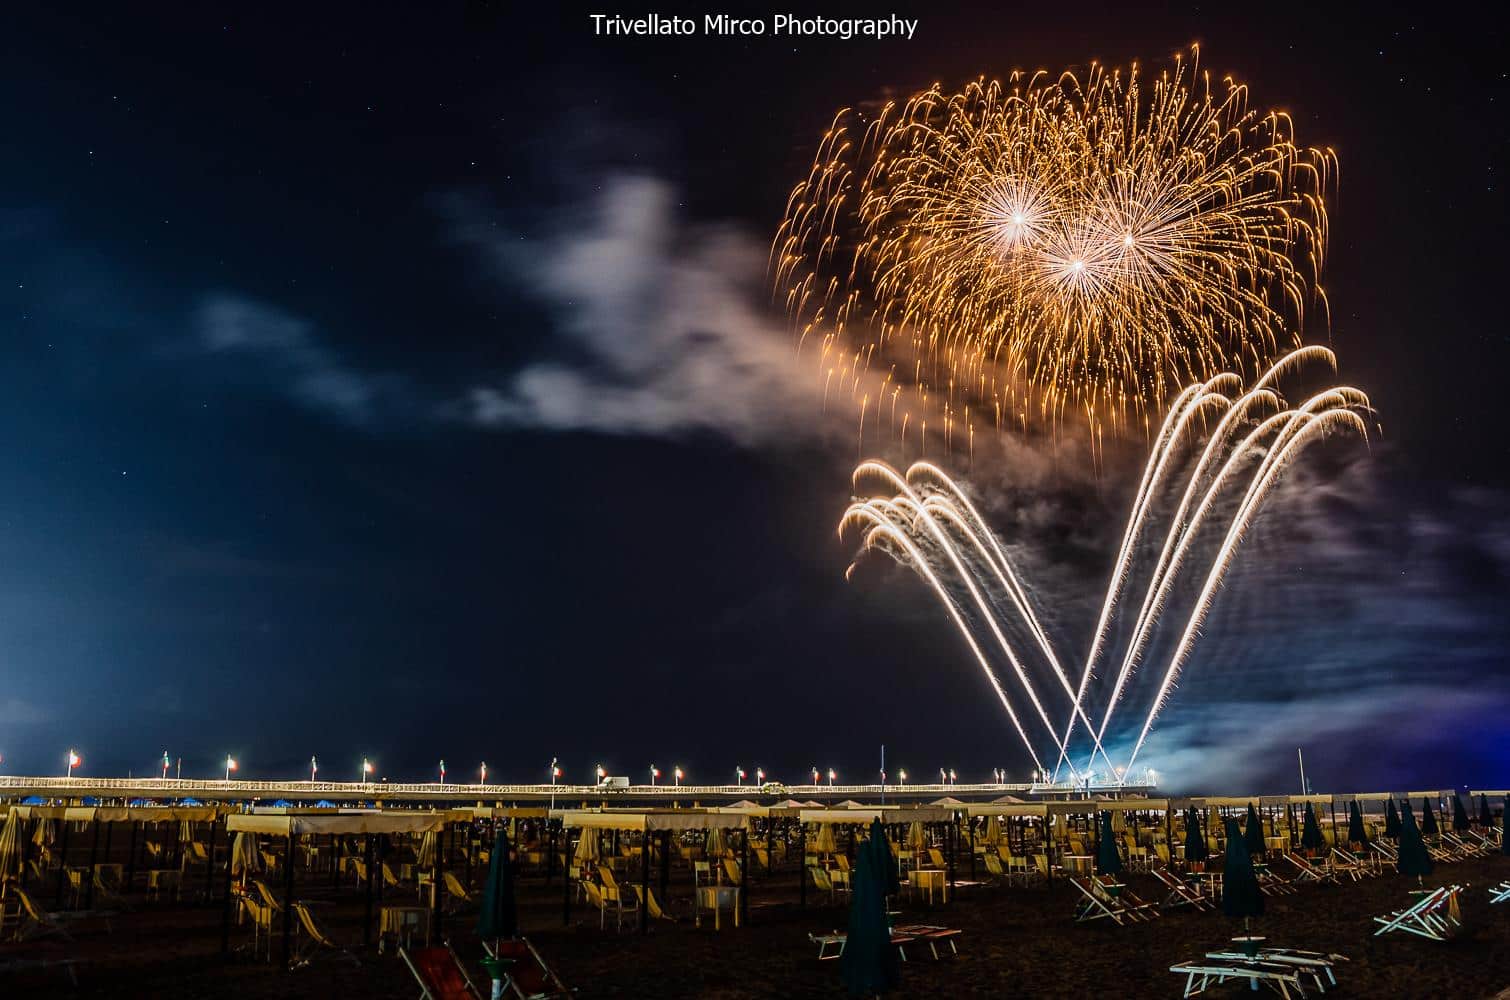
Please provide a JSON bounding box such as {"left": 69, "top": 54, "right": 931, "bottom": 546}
{"left": 1372, "top": 885, "right": 1464, "bottom": 941}
{"left": 1171, "top": 958, "right": 1306, "bottom": 998}
{"left": 809, "top": 928, "right": 918, "bottom": 962}
{"left": 893, "top": 923, "right": 963, "bottom": 959}
{"left": 1205, "top": 948, "right": 1347, "bottom": 992}
{"left": 481, "top": 936, "right": 573, "bottom": 999}
{"left": 1153, "top": 867, "right": 1215, "bottom": 912}
{"left": 401, "top": 943, "right": 480, "bottom": 999}
{"left": 1489, "top": 881, "right": 1510, "bottom": 904}
{"left": 1070, "top": 876, "right": 1157, "bottom": 924}
{"left": 1439, "top": 831, "right": 1483, "bottom": 858}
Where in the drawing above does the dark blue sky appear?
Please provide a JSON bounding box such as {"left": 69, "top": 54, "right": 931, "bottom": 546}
{"left": 1, "top": 4, "right": 1505, "bottom": 792}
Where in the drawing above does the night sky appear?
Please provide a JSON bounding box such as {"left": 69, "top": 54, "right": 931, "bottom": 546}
{"left": 2, "top": 4, "right": 1506, "bottom": 792}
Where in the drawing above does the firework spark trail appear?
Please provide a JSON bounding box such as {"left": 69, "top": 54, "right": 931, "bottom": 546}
{"left": 777, "top": 48, "right": 1335, "bottom": 441}
{"left": 842, "top": 348, "right": 1369, "bottom": 780}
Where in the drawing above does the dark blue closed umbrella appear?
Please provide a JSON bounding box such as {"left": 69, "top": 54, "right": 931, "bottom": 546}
{"left": 1300, "top": 802, "right": 1325, "bottom": 851}
{"left": 842, "top": 823, "right": 900, "bottom": 997}
{"left": 1244, "top": 803, "right": 1265, "bottom": 857}
{"left": 1396, "top": 803, "right": 1432, "bottom": 879}
{"left": 478, "top": 826, "right": 518, "bottom": 941}
{"left": 1478, "top": 794, "right": 1492, "bottom": 828}
{"left": 1451, "top": 795, "right": 1470, "bottom": 832}
{"left": 1347, "top": 801, "right": 1368, "bottom": 845}
{"left": 1096, "top": 812, "right": 1122, "bottom": 876}
{"left": 1420, "top": 799, "right": 1439, "bottom": 837}
{"left": 1222, "top": 818, "right": 1264, "bottom": 923}
{"left": 1184, "top": 807, "right": 1208, "bottom": 864}
{"left": 1384, "top": 799, "right": 1401, "bottom": 839}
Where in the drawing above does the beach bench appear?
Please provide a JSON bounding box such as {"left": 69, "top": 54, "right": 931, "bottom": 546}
{"left": 1153, "top": 867, "right": 1215, "bottom": 912}
{"left": 481, "top": 937, "right": 573, "bottom": 999}
{"left": 1171, "top": 958, "right": 1306, "bottom": 998}
{"left": 1205, "top": 948, "right": 1347, "bottom": 993}
{"left": 401, "top": 943, "right": 480, "bottom": 999}
{"left": 893, "top": 923, "right": 962, "bottom": 959}
{"left": 1069, "top": 876, "right": 1157, "bottom": 924}
{"left": 809, "top": 929, "right": 917, "bottom": 961}
{"left": 1372, "top": 885, "right": 1464, "bottom": 941}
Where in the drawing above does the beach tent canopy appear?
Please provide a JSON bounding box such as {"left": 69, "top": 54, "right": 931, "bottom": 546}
{"left": 799, "top": 807, "right": 953, "bottom": 826}
{"left": 10, "top": 805, "right": 223, "bottom": 824}
{"left": 228, "top": 811, "right": 451, "bottom": 837}
{"left": 963, "top": 802, "right": 1049, "bottom": 819}
{"left": 552, "top": 809, "right": 749, "bottom": 832}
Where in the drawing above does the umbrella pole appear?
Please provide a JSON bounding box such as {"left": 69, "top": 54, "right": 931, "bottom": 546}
{"left": 85, "top": 819, "right": 100, "bottom": 909}
{"left": 561, "top": 828, "right": 573, "bottom": 928}
{"left": 125, "top": 821, "right": 137, "bottom": 892}
{"left": 281, "top": 832, "right": 296, "bottom": 969}
{"left": 639, "top": 825, "right": 650, "bottom": 935}
{"left": 363, "top": 834, "right": 374, "bottom": 948}
{"left": 740, "top": 828, "right": 750, "bottom": 925}
{"left": 798, "top": 822, "right": 807, "bottom": 908}
{"left": 659, "top": 830, "right": 670, "bottom": 905}
{"left": 968, "top": 816, "right": 976, "bottom": 883}
{"left": 220, "top": 834, "right": 234, "bottom": 955}
{"left": 206, "top": 818, "right": 218, "bottom": 901}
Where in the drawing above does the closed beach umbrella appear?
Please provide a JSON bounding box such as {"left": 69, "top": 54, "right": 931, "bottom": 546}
{"left": 1478, "top": 794, "right": 1492, "bottom": 827}
{"left": 573, "top": 829, "right": 600, "bottom": 866}
{"left": 1385, "top": 799, "right": 1401, "bottom": 839}
{"left": 0, "top": 812, "right": 20, "bottom": 882}
{"left": 478, "top": 827, "right": 518, "bottom": 941}
{"left": 905, "top": 821, "right": 925, "bottom": 853}
{"left": 1184, "top": 808, "right": 1208, "bottom": 863}
{"left": 1420, "top": 799, "right": 1439, "bottom": 837}
{"left": 1451, "top": 795, "right": 1470, "bottom": 832}
{"left": 813, "top": 823, "right": 836, "bottom": 856}
{"left": 1300, "top": 802, "right": 1325, "bottom": 850}
{"left": 983, "top": 816, "right": 1001, "bottom": 846}
{"left": 1348, "top": 801, "right": 1368, "bottom": 845}
{"left": 864, "top": 818, "right": 899, "bottom": 897}
{"left": 841, "top": 832, "right": 900, "bottom": 996}
{"left": 706, "top": 827, "right": 726, "bottom": 859}
{"left": 417, "top": 831, "right": 437, "bottom": 868}
{"left": 1222, "top": 819, "right": 1264, "bottom": 922}
{"left": 1096, "top": 812, "right": 1122, "bottom": 876}
{"left": 230, "top": 832, "right": 261, "bottom": 876}
{"left": 1396, "top": 803, "right": 1432, "bottom": 879}
{"left": 1244, "top": 803, "right": 1265, "bottom": 857}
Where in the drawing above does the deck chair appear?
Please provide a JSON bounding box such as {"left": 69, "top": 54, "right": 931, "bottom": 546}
{"left": 808, "top": 865, "right": 844, "bottom": 904}
{"left": 595, "top": 864, "right": 624, "bottom": 903}
{"left": 90, "top": 871, "right": 133, "bottom": 912}
{"left": 1328, "top": 847, "right": 1367, "bottom": 882}
{"left": 1152, "top": 867, "right": 1215, "bottom": 912}
{"left": 995, "top": 846, "right": 1031, "bottom": 881}
{"left": 1440, "top": 831, "right": 1481, "bottom": 858}
{"left": 10, "top": 887, "right": 74, "bottom": 943}
{"left": 631, "top": 884, "right": 675, "bottom": 921}
{"left": 401, "top": 943, "right": 480, "bottom": 999}
{"left": 927, "top": 848, "right": 947, "bottom": 869}
{"left": 1372, "top": 885, "right": 1463, "bottom": 941}
{"left": 1283, "top": 852, "right": 1336, "bottom": 885}
{"left": 1204, "top": 948, "right": 1346, "bottom": 992}
{"left": 1171, "top": 958, "right": 1306, "bottom": 998}
{"left": 721, "top": 857, "right": 742, "bottom": 886}
{"left": 290, "top": 902, "right": 360, "bottom": 968}
{"left": 581, "top": 881, "right": 637, "bottom": 931}
{"left": 239, "top": 893, "right": 276, "bottom": 960}
{"left": 481, "top": 937, "right": 573, "bottom": 999}
{"left": 1070, "top": 876, "right": 1156, "bottom": 924}
{"left": 982, "top": 852, "right": 1008, "bottom": 884}
{"left": 253, "top": 878, "right": 284, "bottom": 916}
{"left": 692, "top": 860, "right": 712, "bottom": 888}
{"left": 1488, "top": 881, "right": 1510, "bottom": 904}
{"left": 1255, "top": 866, "right": 1297, "bottom": 896}
{"left": 383, "top": 861, "right": 409, "bottom": 892}
{"left": 443, "top": 871, "right": 477, "bottom": 912}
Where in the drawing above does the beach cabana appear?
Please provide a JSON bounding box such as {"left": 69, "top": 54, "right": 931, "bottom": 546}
{"left": 225, "top": 810, "right": 452, "bottom": 966}
{"left": 554, "top": 809, "right": 750, "bottom": 932}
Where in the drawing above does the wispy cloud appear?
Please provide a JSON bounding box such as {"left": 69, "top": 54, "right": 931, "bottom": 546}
{"left": 190, "top": 294, "right": 406, "bottom": 427}
{"left": 440, "top": 175, "right": 828, "bottom": 446}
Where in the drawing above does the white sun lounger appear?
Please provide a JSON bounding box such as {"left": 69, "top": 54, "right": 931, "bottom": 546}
{"left": 1171, "top": 958, "right": 1306, "bottom": 998}
{"left": 1372, "top": 885, "right": 1463, "bottom": 941}
{"left": 1205, "top": 948, "right": 1346, "bottom": 992}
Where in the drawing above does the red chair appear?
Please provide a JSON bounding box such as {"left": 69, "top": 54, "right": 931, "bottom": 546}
{"left": 400, "top": 944, "right": 480, "bottom": 999}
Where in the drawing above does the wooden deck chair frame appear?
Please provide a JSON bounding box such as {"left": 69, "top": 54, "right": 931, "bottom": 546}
{"left": 290, "top": 901, "right": 360, "bottom": 969}
{"left": 1283, "top": 852, "right": 1336, "bottom": 885}
{"left": 481, "top": 936, "right": 573, "bottom": 999}
{"left": 1328, "top": 847, "right": 1366, "bottom": 882}
{"left": 1171, "top": 959, "right": 1305, "bottom": 999}
{"left": 1488, "top": 881, "right": 1510, "bottom": 904}
{"left": 1372, "top": 885, "right": 1463, "bottom": 941}
{"left": 1152, "top": 867, "right": 1214, "bottom": 912}
{"left": 11, "top": 887, "right": 73, "bottom": 943}
{"left": 1070, "top": 876, "right": 1134, "bottom": 925}
{"left": 400, "top": 942, "right": 480, "bottom": 999}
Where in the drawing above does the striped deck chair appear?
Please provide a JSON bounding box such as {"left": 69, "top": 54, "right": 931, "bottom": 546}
{"left": 1283, "top": 852, "right": 1336, "bottom": 885}
{"left": 401, "top": 943, "right": 479, "bottom": 999}
{"left": 1328, "top": 847, "right": 1368, "bottom": 882}
{"left": 291, "top": 902, "right": 360, "bottom": 968}
{"left": 721, "top": 857, "right": 743, "bottom": 887}
{"left": 581, "top": 881, "right": 637, "bottom": 932}
{"left": 443, "top": 871, "right": 477, "bottom": 912}
{"left": 631, "top": 884, "right": 675, "bottom": 921}
{"left": 1070, "top": 876, "right": 1156, "bottom": 925}
{"left": 10, "top": 887, "right": 73, "bottom": 943}
{"left": 1153, "top": 867, "right": 1214, "bottom": 912}
{"left": 1373, "top": 885, "right": 1464, "bottom": 941}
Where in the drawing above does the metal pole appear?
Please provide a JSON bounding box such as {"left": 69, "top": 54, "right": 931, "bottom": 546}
{"left": 220, "top": 830, "right": 235, "bottom": 955}
{"left": 1297, "top": 748, "right": 1308, "bottom": 795}
{"left": 84, "top": 819, "right": 101, "bottom": 909}
{"left": 363, "top": 834, "right": 374, "bottom": 948}
{"left": 658, "top": 829, "right": 670, "bottom": 904}
{"left": 639, "top": 823, "right": 650, "bottom": 934}
{"left": 798, "top": 820, "right": 807, "bottom": 908}
{"left": 946, "top": 813, "right": 956, "bottom": 903}
{"left": 125, "top": 821, "right": 138, "bottom": 891}
{"left": 56, "top": 821, "right": 71, "bottom": 907}
{"left": 561, "top": 826, "right": 574, "bottom": 928}
{"left": 740, "top": 827, "right": 750, "bottom": 925}
{"left": 206, "top": 818, "right": 219, "bottom": 901}
{"left": 281, "top": 832, "right": 295, "bottom": 968}
{"left": 968, "top": 814, "right": 976, "bottom": 883}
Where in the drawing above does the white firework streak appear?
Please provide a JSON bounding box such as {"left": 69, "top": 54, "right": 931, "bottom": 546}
{"left": 840, "top": 347, "right": 1370, "bottom": 782}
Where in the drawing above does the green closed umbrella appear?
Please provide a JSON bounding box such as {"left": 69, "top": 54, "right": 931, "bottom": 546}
{"left": 1478, "top": 794, "right": 1492, "bottom": 827}
{"left": 1384, "top": 799, "right": 1401, "bottom": 839}
{"left": 1451, "top": 795, "right": 1470, "bottom": 832}
{"left": 1096, "top": 812, "right": 1122, "bottom": 876}
{"left": 841, "top": 822, "right": 900, "bottom": 997}
{"left": 1300, "top": 802, "right": 1325, "bottom": 851}
{"left": 1184, "top": 808, "right": 1208, "bottom": 864}
{"left": 478, "top": 827, "right": 518, "bottom": 941}
{"left": 1420, "top": 799, "right": 1439, "bottom": 837}
{"left": 1503, "top": 800, "right": 1509, "bottom": 857}
{"left": 1396, "top": 803, "right": 1432, "bottom": 880}
{"left": 863, "top": 818, "right": 899, "bottom": 898}
{"left": 1244, "top": 803, "right": 1265, "bottom": 858}
{"left": 1222, "top": 818, "right": 1264, "bottom": 946}
{"left": 1347, "top": 801, "right": 1368, "bottom": 845}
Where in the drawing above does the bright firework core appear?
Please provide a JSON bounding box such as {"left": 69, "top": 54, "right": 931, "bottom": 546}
{"left": 841, "top": 348, "right": 1370, "bottom": 784}
{"left": 776, "top": 48, "right": 1335, "bottom": 434}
